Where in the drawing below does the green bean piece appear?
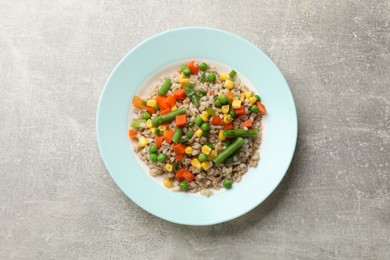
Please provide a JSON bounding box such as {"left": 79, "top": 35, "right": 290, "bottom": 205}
{"left": 172, "top": 127, "right": 183, "bottom": 143}
{"left": 158, "top": 78, "right": 172, "bottom": 96}
{"left": 254, "top": 94, "right": 261, "bottom": 101}
{"left": 199, "top": 73, "right": 206, "bottom": 82}
{"left": 229, "top": 70, "right": 237, "bottom": 78}
{"left": 213, "top": 137, "right": 245, "bottom": 164}
{"left": 130, "top": 119, "right": 146, "bottom": 128}
{"left": 151, "top": 107, "right": 186, "bottom": 126}
{"left": 223, "top": 129, "right": 258, "bottom": 138}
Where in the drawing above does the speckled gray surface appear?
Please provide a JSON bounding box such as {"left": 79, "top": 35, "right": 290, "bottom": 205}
{"left": 1, "top": 0, "right": 389, "bottom": 259}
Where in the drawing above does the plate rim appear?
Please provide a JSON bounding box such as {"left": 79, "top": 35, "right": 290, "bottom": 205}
{"left": 96, "top": 27, "right": 298, "bottom": 225}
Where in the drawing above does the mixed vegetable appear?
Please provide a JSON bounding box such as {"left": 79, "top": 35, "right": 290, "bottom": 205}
{"left": 129, "top": 60, "right": 266, "bottom": 193}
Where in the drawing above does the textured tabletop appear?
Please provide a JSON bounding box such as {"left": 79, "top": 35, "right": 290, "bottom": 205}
{"left": 1, "top": 0, "right": 389, "bottom": 259}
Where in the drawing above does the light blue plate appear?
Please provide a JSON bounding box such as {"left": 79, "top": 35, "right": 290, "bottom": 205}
{"left": 97, "top": 27, "right": 297, "bottom": 225}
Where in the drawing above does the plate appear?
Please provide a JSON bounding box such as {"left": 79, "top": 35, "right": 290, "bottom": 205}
{"left": 96, "top": 27, "right": 297, "bottom": 225}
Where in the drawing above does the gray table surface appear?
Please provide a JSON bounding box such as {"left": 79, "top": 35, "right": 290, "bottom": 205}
{"left": 1, "top": 0, "right": 389, "bottom": 259}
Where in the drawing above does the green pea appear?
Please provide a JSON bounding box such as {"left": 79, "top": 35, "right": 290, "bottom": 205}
{"left": 201, "top": 122, "right": 209, "bottom": 131}
{"left": 214, "top": 100, "right": 222, "bottom": 107}
{"left": 198, "top": 153, "right": 207, "bottom": 162}
{"left": 254, "top": 95, "right": 261, "bottom": 101}
{"left": 229, "top": 110, "right": 236, "bottom": 118}
{"left": 219, "top": 94, "right": 228, "bottom": 104}
{"left": 142, "top": 112, "right": 151, "bottom": 120}
{"left": 223, "top": 178, "right": 233, "bottom": 189}
{"left": 186, "top": 129, "right": 194, "bottom": 138}
{"left": 195, "top": 116, "right": 203, "bottom": 126}
{"left": 157, "top": 153, "right": 167, "bottom": 163}
{"left": 207, "top": 72, "right": 216, "bottom": 82}
{"left": 182, "top": 67, "right": 191, "bottom": 76}
{"left": 200, "top": 62, "right": 208, "bottom": 71}
{"left": 180, "top": 181, "right": 188, "bottom": 190}
{"left": 149, "top": 144, "right": 158, "bottom": 153}
{"left": 250, "top": 105, "right": 259, "bottom": 113}
{"left": 149, "top": 153, "right": 158, "bottom": 162}
{"left": 180, "top": 64, "right": 187, "bottom": 71}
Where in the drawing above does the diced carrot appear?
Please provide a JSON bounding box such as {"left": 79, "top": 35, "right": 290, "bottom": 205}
{"left": 155, "top": 136, "right": 164, "bottom": 148}
{"left": 256, "top": 101, "right": 266, "bottom": 115}
{"left": 187, "top": 60, "right": 199, "bottom": 74}
{"left": 176, "top": 153, "right": 184, "bottom": 160}
{"left": 224, "top": 123, "right": 233, "bottom": 130}
{"left": 164, "top": 129, "right": 174, "bottom": 144}
{"left": 160, "top": 107, "right": 171, "bottom": 115}
{"left": 209, "top": 90, "right": 214, "bottom": 96}
{"left": 234, "top": 105, "right": 246, "bottom": 116}
{"left": 156, "top": 96, "right": 169, "bottom": 110}
{"left": 172, "top": 143, "right": 185, "bottom": 155}
{"left": 226, "top": 91, "right": 234, "bottom": 101}
{"left": 128, "top": 129, "right": 137, "bottom": 139}
{"left": 166, "top": 95, "right": 176, "bottom": 107}
{"left": 145, "top": 106, "right": 155, "bottom": 114}
{"left": 176, "top": 169, "right": 186, "bottom": 180}
{"left": 242, "top": 119, "right": 253, "bottom": 128}
{"left": 183, "top": 170, "right": 195, "bottom": 182}
{"left": 175, "top": 114, "right": 187, "bottom": 127}
{"left": 174, "top": 89, "right": 186, "bottom": 100}
{"left": 177, "top": 69, "right": 182, "bottom": 74}
{"left": 132, "top": 96, "right": 145, "bottom": 109}
{"left": 211, "top": 115, "right": 223, "bottom": 125}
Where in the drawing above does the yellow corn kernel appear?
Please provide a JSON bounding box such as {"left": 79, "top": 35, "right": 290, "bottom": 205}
{"left": 219, "top": 73, "right": 229, "bottom": 81}
{"left": 223, "top": 115, "right": 233, "bottom": 124}
{"left": 171, "top": 105, "right": 178, "bottom": 111}
{"left": 180, "top": 78, "right": 189, "bottom": 86}
{"left": 200, "top": 111, "right": 209, "bottom": 122}
{"left": 146, "top": 119, "right": 153, "bottom": 128}
{"left": 248, "top": 96, "right": 257, "bottom": 104}
{"left": 240, "top": 93, "right": 245, "bottom": 101}
{"left": 165, "top": 164, "right": 173, "bottom": 172}
{"left": 219, "top": 130, "right": 226, "bottom": 141}
{"left": 232, "top": 100, "right": 241, "bottom": 109}
{"left": 224, "top": 79, "right": 234, "bottom": 89}
{"left": 208, "top": 150, "right": 218, "bottom": 160}
{"left": 164, "top": 179, "right": 172, "bottom": 188}
{"left": 201, "top": 161, "right": 212, "bottom": 171}
{"left": 179, "top": 73, "right": 186, "bottom": 79}
{"left": 244, "top": 91, "right": 252, "bottom": 98}
{"left": 221, "top": 105, "right": 230, "bottom": 114}
{"left": 185, "top": 146, "right": 193, "bottom": 155}
{"left": 191, "top": 158, "right": 202, "bottom": 169}
{"left": 146, "top": 99, "right": 157, "bottom": 107}
{"left": 150, "top": 127, "right": 156, "bottom": 135}
{"left": 233, "top": 95, "right": 239, "bottom": 100}
{"left": 159, "top": 125, "right": 167, "bottom": 131}
{"left": 138, "top": 136, "right": 148, "bottom": 147}
{"left": 195, "top": 129, "right": 203, "bottom": 138}
{"left": 201, "top": 145, "right": 212, "bottom": 155}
